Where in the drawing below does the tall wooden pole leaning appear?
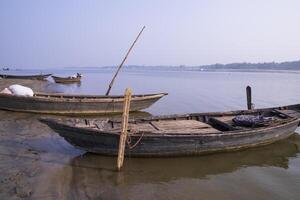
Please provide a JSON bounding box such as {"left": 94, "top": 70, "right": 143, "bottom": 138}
{"left": 246, "top": 86, "right": 252, "bottom": 110}
{"left": 117, "top": 88, "right": 132, "bottom": 171}
{"left": 105, "top": 26, "right": 146, "bottom": 96}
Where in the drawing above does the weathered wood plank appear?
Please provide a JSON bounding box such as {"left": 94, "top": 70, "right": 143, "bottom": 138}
{"left": 154, "top": 128, "right": 221, "bottom": 134}
{"left": 214, "top": 116, "right": 235, "bottom": 124}
{"left": 275, "top": 109, "right": 300, "bottom": 118}
{"left": 209, "top": 117, "right": 237, "bottom": 131}
{"left": 151, "top": 120, "right": 212, "bottom": 130}
{"left": 129, "top": 123, "right": 156, "bottom": 133}
{"left": 117, "top": 88, "right": 132, "bottom": 171}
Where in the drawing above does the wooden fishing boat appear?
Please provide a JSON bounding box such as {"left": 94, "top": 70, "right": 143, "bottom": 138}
{"left": 40, "top": 104, "right": 300, "bottom": 157}
{"left": 0, "top": 92, "right": 167, "bottom": 114}
{"left": 0, "top": 73, "right": 52, "bottom": 80}
{"left": 52, "top": 73, "right": 82, "bottom": 83}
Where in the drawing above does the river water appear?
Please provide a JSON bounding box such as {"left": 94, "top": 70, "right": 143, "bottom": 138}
{"left": 1, "top": 69, "right": 300, "bottom": 199}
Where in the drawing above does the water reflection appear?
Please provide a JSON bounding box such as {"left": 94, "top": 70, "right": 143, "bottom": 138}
{"left": 43, "top": 81, "right": 82, "bottom": 93}
{"left": 64, "top": 134, "right": 300, "bottom": 186}
{"left": 55, "top": 82, "right": 82, "bottom": 87}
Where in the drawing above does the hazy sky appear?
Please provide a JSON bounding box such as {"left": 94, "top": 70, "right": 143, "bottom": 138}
{"left": 1, "top": 0, "right": 300, "bottom": 68}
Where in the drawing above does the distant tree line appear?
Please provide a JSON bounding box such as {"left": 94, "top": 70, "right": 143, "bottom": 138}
{"left": 101, "top": 60, "right": 300, "bottom": 71}
{"left": 199, "top": 60, "right": 300, "bottom": 70}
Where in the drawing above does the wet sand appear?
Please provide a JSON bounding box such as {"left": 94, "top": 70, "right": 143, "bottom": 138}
{"left": 0, "top": 79, "right": 57, "bottom": 198}
{"left": 0, "top": 78, "right": 144, "bottom": 199}
{"left": 1, "top": 77, "right": 300, "bottom": 199}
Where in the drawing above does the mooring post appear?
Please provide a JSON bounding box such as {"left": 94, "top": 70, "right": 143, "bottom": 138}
{"left": 246, "top": 86, "right": 252, "bottom": 110}
{"left": 117, "top": 88, "right": 132, "bottom": 171}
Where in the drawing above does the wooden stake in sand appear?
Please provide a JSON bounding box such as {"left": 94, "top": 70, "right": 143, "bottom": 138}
{"left": 117, "top": 88, "right": 132, "bottom": 171}
{"left": 246, "top": 86, "right": 252, "bottom": 110}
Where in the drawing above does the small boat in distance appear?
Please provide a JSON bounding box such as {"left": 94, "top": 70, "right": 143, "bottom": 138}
{"left": 41, "top": 104, "right": 300, "bottom": 157}
{"left": 52, "top": 73, "right": 82, "bottom": 84}
{"left": 0, "top": 73, "right": 52, "bottom": 80}
{"left": 2, "top": 67, "right": 10, "bottom": 71}
{"left": 0, "top": 92, "right": 167, "bottom": 114}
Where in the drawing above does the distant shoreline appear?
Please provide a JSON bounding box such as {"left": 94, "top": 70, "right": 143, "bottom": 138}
{"left": 4, "top": 59, "right": 300, "bottom": 73}
{"left": 4, "top": 67, "right": 300, "bottom": 75}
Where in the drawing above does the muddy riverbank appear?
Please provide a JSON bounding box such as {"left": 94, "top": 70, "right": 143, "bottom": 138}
{"left": 0, "top": 79, "right": 57, "bottom": 199}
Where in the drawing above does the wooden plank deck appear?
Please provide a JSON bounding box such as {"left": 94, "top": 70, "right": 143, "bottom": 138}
{"left": 132, "top": 120, "right": 221, "bottom": 134}
{"left": 78, "top": 119, "right": 222, "bottom": 135}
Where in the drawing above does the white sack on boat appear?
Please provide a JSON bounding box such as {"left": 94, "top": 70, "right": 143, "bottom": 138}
{"left": 0, "top": 88, "right": 12, "bottom": 95}
{"left": 8, "top": 84, "right": 34, "bottom": 97}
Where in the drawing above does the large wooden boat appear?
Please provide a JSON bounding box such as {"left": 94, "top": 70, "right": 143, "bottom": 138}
{"left": 0, "top": 92, "right": 167, "bottom": 114}
{"left": 52, "top": 74, "right": 82, "bottom": 83}
{"left": 0, "top": 73, "right": 52, "bottom": 80}
{"left": 41, "top": 104, "right": 300, "bottom": 157}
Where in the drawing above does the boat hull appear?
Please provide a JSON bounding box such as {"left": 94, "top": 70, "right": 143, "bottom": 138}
{"left": 42, "top": 117, "right": 300, "bottom": 157}
{"left": 0, "top": 93, "right": 166, "bottom": 114}
{"left": 51, "top": 76, "right": 81, "bottom": 83}
{"left": 0, "top": 74, "right": 52, "bottom": 80}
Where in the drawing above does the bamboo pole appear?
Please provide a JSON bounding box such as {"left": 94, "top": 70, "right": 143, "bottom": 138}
{"left": 105, "top": 26, "right": 146, "bottom": 96}
{"left": 117, "top": 88, "right": 132, "bottom": 171}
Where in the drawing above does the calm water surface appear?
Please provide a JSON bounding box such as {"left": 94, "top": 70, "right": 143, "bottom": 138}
{"left": 3, "top": 69, "right": 300, "bottom": 199}
{"left": 45, "top": 69, "right": 300, "bottom": 115}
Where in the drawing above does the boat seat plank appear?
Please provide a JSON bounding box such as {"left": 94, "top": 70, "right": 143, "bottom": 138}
{"left": 150, "top": 120, "right": 221, "bottom": 134}
{"left": 274, "top": 109, "right": 300, "bottom": 118}
{"left": 75, "top": 124, "right": 96, "bottom": 128}
{"left": 213, "top": 116, "right": 235, "bottom": 124}
{"left": 102, "top": 123, "right": 156, "bottom": 133}
{"left": 155, "top": 127, "right": 221, "bottom": 135}
{"left": 209, "top": 117, "right": 237, "bottom": 131}
{"left": 129, "top": 123, "right": 157, "bottom": 133}
{"left": 93, "top": 120, "right": 109, "bottom": 130}
{"left": 151, "top": 120, "right": 212, "bottom": 130}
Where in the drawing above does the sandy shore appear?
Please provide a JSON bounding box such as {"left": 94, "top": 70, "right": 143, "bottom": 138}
{"left": 0, "top": 79, "right": 69, "bottom": 199}
{"left": 0, "top": 79, "right": 135, "bottom": 199}
{"left": 0, "top": 78, "right": 152, "bottom": 199}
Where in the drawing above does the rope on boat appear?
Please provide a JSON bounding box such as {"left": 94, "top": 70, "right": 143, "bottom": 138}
{"left": 126, "top": 132, "right": 145, "bottom": 149}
